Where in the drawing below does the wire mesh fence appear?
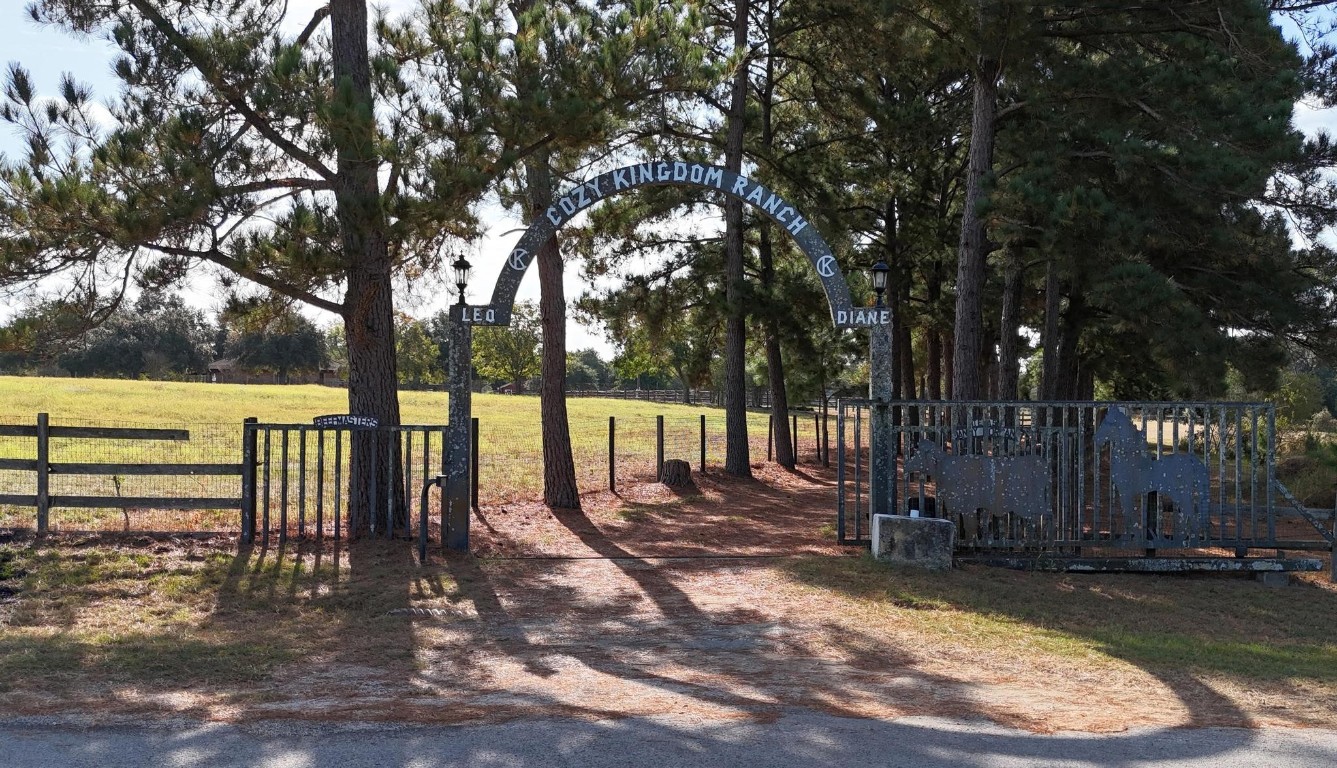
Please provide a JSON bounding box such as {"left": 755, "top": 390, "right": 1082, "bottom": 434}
{"left": 0, "top": 416, "right": 242, "bottom": 532}
{"left": 0, "top": 408, "right": 824, "bottom": 534}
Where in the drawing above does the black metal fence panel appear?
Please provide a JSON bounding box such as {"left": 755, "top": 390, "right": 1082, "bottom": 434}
{"left": 836, "top": 399, "right": 1328, "bottom": 553}
{"left": 245, "top": 422, "right": 448, "bottom": 546}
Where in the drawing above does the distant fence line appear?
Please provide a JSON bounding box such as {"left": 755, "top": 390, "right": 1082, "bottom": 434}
{"left": 567, "top": 388, "right": 724, "bottom": 405}
{"left": 556, "top": 388, "right": 836, "bottom": 410}
{"left": 0, "top": 410, "right": 838, "bottom": 536}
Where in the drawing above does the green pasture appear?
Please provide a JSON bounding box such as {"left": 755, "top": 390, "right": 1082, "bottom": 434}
{"left": 0, "top": 375, "right": 750, "bottom": 427}
{"left": 0, "top": 376, "right": 793, "bottom": 530}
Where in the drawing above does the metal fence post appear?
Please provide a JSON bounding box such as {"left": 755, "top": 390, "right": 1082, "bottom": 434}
{"left": 822, "top": 408, "right": 830, "bottom": 468}
{"left": 608, "top": 416, "right": 616, "bottom": 493}
{"left": 333, "top": 429, "right": 342, "bottom": 542}
{"left": 35, "top": 413, "right": 49, "bottom": 534}
{"left": 699, "top": 414, "right": 706, "bottom": 473}
{"left": 279, "top": 429, "right": 289, "bottom": 544}
{"left": 836, "top": 405, "right": 846, "bottom": 542}
{"left": 814, "top": 412, "right": 820, "bottom": 463}
{"left": 240, "top": 417, "right": 258, "bottom": 544}
{"left": 656, "top": 415, "right": 665, "bottom": 481}
{"left": 297, "top": 429, "right": 307, "bottom": 538}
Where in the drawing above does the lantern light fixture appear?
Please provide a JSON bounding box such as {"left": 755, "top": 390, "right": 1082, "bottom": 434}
{"left": 870, "top": 260, "right": 890, "bottom": 307}
{"left": 452, "top": 254, "right": 472, "bottom": 305}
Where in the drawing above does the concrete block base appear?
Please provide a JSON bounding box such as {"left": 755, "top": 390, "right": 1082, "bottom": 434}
{"left": 871, "top": 514, "right": 955, "bottom": 570}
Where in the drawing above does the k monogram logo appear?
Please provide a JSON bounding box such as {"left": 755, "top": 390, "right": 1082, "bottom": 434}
{"left": 817, "top": 254, "right": 836, "bottom": 278}
{"left": 508, "top": 248, "right": 530, "bottom": 271}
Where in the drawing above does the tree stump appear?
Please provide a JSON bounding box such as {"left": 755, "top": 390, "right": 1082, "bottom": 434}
{"left": 660, "top": 459, "right": 692, "bottom": 487}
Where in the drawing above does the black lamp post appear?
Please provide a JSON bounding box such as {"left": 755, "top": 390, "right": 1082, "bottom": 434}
{"left": 870, "top": 260, "right": 890, "bottom": 307}
{"left": 452, "top": 254, "right": 472, "bottom": 306}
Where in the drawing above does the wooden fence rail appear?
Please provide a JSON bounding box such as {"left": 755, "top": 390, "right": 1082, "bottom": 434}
{"left": 0, "top": 412, "right": 242, "bottom": 533}
{"left": 1, "top": 409, "right": 830, "bottom": 538}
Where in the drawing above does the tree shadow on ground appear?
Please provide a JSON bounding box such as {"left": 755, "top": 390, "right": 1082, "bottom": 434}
{"left": 411, "top": 463, "right": 1317, "bottom": 736}
{"left": 785, "top": 555, "right": 1337, "bottom": 728}
{"left": 1, "top": 459, "right": 1320, "bottom": 758}
{"left": 470, "top": 463, "right": 850, "bottom": 558}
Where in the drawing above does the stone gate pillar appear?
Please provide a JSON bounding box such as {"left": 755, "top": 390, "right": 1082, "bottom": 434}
{"left": 869, "top": 323, "right": 894, "bottom": 517}
{"left": 445, "top": 314, "right": 472, "bottom": 550}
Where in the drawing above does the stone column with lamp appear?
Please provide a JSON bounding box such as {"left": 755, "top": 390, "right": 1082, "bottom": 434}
{"left": 444, "top": 254, "right": 473, "bottom": 550}
{"left": 868, "top": 260, "right": 895, "bottom": 518}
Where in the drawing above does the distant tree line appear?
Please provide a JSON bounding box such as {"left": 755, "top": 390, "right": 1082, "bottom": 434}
{"left": 0, "top": 292, "right": 667, "bottom": 393}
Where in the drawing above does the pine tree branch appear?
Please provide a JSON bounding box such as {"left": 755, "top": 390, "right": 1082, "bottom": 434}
{"left": 218, "top": 178, "right": 332, "bottom": 196}
{"left": 145, "top": 242, "right": 344, "bottom": 315}
{"left": 296, "top": 5, "right": 331, "bottom": 47}
{"left": 126, "top": 0, "right": 338, "bottom": 184}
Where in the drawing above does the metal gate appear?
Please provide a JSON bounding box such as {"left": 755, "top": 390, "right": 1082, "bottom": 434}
{"left": 242, "top": 421, "right": 450, "bottom": 546}
{"left": 836, "top": 400, "right": 1333, "bottom": 553}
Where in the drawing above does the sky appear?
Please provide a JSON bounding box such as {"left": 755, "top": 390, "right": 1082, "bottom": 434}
{"left": 0, "top": 1, "right": 619, "bottom": 356}
{"left": 1, "top": 5, "right": 1336, "bottom": 360}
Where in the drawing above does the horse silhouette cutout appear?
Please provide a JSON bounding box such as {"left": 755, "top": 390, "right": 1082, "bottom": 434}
{"left": 904, "top": 440, "right": 1050, "bottom": 524}
{"left": 1094, "top": 409, "right": 1211, "bottom": 541}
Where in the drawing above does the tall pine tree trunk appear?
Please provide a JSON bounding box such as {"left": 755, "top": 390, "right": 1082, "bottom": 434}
{"left": 759, "top": 224, "right": 794, "bottom": 468}
{"left": 944, "top": 335, "right": 955, "bottom": 400}
{"left": 1041, "top": 257, "right": 1061, "bottom": 401}
{"left": 927, "top": 328, "right": 943, "bottom": 400}
{"left": 1055, "top": 292, "right": 1084, "bottom": 401}
{"left": 756, "top": 1, "right": 792, "bottom": 470}
{"left": 1041, "top": 262, "right": 1084, "bottom": 402}
{"left": 525, "top": 152, "right": 580, "bottom": 509}
{"left": 899, "top": 288, "right": 916, "bottom": 400}
{"left": 926, "top": 262, "right": 943, "bottom": 401}
{"left": 951, "top": 6, "right": 1003, "bottom": 401}
{"left": 332, "top": 0, "right": 403, "bottom": 536}
{"left": 722, "top": 0, "right": 751, "bottom": 477}
{"left": 997, "top": 245, "right": 1024, "bottom": 400}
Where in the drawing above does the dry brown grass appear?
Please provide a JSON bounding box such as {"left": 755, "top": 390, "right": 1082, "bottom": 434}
{"left": 1, "top": 465, "right": 1334, "bottom": 732}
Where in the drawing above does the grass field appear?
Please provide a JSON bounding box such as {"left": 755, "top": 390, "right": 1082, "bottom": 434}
{"left": 0, "top": 376, "right": 802, "bottom": 531}
{"left": 0, "top": 375, "right": 758, "bottom": 427}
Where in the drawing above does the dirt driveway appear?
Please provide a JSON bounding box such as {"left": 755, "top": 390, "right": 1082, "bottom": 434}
{"left": 2, "top": 464, "right": 1334, "bottom": 733}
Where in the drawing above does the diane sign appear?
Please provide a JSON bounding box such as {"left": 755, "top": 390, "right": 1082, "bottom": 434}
{"left": 837, "top": 308, "right": 891, "bottom": 327}
{"left": 479, "top": 161, "right": 882, "bottom": 329}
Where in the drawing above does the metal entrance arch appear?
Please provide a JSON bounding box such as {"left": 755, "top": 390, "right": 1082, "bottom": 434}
{"left": 477, "top": 161, "right": 870, "bottom": 328}
{"left": 439, "top": 161, "right": 895, "bottom": 550}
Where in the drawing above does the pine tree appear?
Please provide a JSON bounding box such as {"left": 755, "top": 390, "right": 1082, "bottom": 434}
{"left": 1, "top": 0, "right": 706, "bottom": 529}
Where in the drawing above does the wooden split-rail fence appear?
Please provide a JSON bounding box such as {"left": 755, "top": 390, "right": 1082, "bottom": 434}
{"left": 0, "top": 413, "right": 243, "bottom": 533}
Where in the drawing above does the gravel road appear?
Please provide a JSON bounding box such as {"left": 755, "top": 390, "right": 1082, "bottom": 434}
{"left": 3, "top": 711, "right": 1335, "bottom": 768}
